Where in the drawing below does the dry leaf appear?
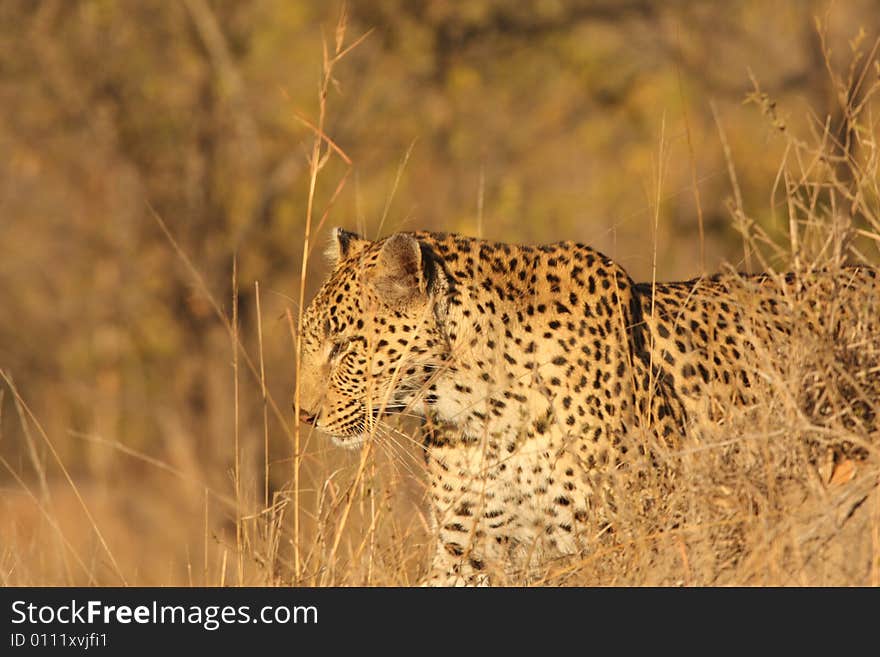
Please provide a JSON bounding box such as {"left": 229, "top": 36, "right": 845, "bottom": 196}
{"left": 828, "top": 459, "right": 856, "bottom": 487}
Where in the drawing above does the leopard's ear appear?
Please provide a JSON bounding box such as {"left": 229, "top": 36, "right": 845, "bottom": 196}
{"left": 326, "top": 227, "right": 367, "bottom": 267}
{"left": 367, "top": 233, "right": 437, "bottom": 308}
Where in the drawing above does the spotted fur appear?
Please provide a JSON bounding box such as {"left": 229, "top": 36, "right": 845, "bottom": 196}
{"left": 297, "top": 229, "right": 879, "bottom": 585}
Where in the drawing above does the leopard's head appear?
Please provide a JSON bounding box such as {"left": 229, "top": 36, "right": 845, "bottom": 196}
{"left": 296, "top": 228, "right": 450, "bottom": 447}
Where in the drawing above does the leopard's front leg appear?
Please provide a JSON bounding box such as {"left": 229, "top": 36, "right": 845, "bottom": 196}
{"left": 422, "top": 472, "right": 493, "bottom": 586}
{"left": 422, "top": 439, "right": 511, "bottom": 586}
{"left": 424, "top": 541, "right": 490, "bottom": 587}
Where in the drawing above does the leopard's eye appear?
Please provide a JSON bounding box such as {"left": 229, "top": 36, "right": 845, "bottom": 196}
{"left": 328, "top": 337, "right": 353, "bottom": 361}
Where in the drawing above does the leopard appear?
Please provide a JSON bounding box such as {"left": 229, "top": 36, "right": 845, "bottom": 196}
{"left": 296, "top": 227, "right": 880, "bottom": 585}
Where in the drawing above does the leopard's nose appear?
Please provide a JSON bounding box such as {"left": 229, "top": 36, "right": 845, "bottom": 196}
{"left": 298, "top": 408, "right": 317, "bottom": 426}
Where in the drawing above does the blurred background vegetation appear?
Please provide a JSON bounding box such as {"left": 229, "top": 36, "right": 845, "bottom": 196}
{"left": 1, "top": 0, "right": 878, "bottom": 584}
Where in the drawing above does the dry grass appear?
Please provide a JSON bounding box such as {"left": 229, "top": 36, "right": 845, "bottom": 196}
{"left": 1, "top": 8, "right": 879, "bottom": 587}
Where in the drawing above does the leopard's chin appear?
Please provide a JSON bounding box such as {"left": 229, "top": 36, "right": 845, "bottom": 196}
{"left": 328, "top": 432, "right": 368, "bottom": 449}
